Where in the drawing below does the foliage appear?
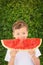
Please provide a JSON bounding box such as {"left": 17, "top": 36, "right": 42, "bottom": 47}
{"left": 0, "top": 0, "right": 43, "bottom": 65}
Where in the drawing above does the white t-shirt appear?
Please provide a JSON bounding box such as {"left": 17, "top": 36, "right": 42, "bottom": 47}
{"left": 5, "top": 48, "right": 41, "bottom": 65}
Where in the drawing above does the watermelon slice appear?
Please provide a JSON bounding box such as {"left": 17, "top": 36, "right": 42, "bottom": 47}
{"left": 1, "top": 38, "right": 42, "bottom": 50}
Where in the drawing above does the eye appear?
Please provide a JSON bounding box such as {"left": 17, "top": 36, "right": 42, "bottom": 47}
{"left": 17, "top": 33, "right": 19, "bottom": 35}
{"left": 23, "top": 32, "right": 25, "bottom": 34}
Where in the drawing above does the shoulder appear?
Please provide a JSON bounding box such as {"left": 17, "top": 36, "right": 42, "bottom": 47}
{"left": 5, "top": 49, "right": 11, "bottom": 55}
{"left": 4, "top": 49, "right": 11, "bottom": 62}
{"left": 35, "top": 48, "right": 41, "bottom": 57}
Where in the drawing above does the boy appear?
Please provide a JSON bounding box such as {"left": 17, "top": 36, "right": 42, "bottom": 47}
{"left": 5, "top": 20, "right": 41, "bottom": 65}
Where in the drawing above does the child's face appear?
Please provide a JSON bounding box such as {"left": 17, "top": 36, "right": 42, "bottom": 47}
{"left": 13, "top": 27, "right": 28, "bottom": 39}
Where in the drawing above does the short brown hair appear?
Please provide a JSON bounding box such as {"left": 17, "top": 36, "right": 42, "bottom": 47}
{"left": 12, "top": 20, "right": 28, "bottom": 32}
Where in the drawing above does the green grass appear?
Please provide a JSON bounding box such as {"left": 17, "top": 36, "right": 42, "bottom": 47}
{"left": 0, "top": 0, "right": 43, "bottom": 65}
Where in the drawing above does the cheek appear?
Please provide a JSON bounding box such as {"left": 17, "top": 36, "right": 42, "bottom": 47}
{"left": 25, "top": 33, "right": 28, "bottom": 37}
{"left": 25, "top": 34, "right": 27, "bottom": 37}
{"left": 22, "top": 34, "right": 28, "bottom": 38}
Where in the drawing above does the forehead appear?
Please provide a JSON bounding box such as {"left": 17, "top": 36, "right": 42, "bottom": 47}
{"left": 14, "top": 27, "right": 28, "bottom": 32}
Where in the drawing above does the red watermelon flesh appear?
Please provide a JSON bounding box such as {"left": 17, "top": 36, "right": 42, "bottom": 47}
{"left": 1, "top": 38, "right": 42, "bottom": 50}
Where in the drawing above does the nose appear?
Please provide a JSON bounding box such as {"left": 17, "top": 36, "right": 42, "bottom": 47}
{"left": 20, "top": 36, "right": 26, "bottom": 39}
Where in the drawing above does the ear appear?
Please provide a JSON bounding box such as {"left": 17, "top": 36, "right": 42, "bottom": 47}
{"left": 26, "top": 31, "right": 28, "bottom": 36}
{"left": 12, "top": 32, "right": 15, "bottom": 38}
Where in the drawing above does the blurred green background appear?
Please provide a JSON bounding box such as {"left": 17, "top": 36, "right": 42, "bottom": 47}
{"left": 0, "top": 0, "right": 43, "bottom": 65}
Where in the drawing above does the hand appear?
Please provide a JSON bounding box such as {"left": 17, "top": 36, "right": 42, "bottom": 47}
{"left": 28, "top": 49, "right": 35, "bottom": 57}
{"left": 10, "top": 49, "right": 18, "bottom": 58}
